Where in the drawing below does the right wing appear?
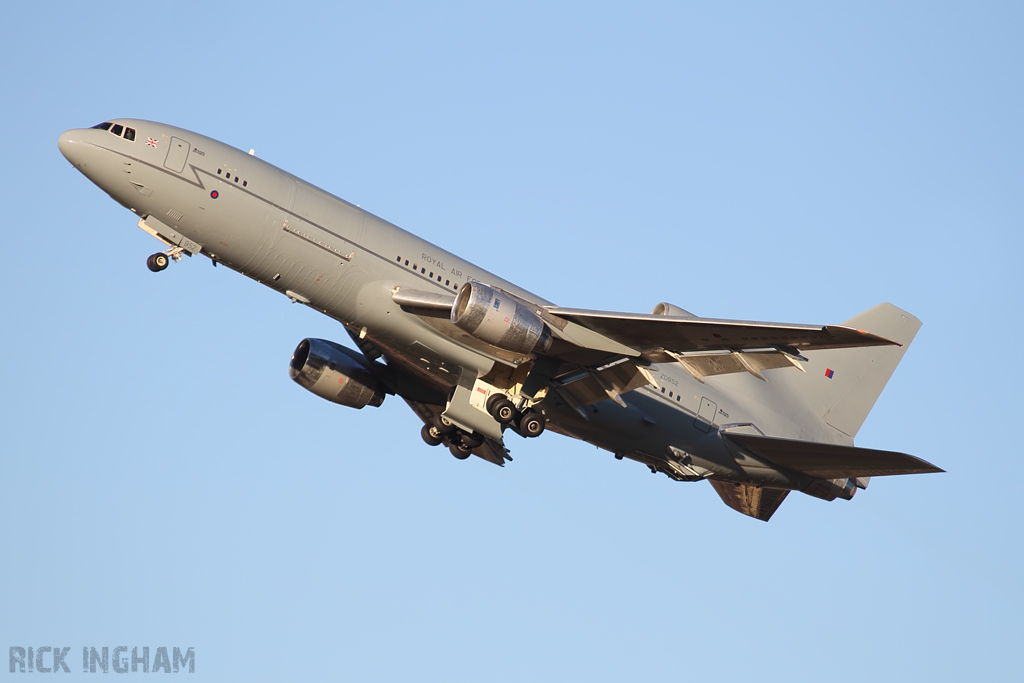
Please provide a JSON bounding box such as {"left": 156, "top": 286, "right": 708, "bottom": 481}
{"left": 394, "top": 286, "right": 901, "bottom": 388}
{"left": 543, "top": 306, "right": 899, "bottom": 355}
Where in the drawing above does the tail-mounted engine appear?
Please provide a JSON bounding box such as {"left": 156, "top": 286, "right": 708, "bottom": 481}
{"left": 451, "top": 282, "right": 552, "bottom": 355}
{"left": 803, "top": 477, "right": 857, "bottom": 502}
{"left": 288, "top": 338, "right": 385, "bottom": 409}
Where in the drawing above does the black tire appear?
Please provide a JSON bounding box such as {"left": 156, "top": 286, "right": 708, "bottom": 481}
{"left": 490, "top": 397, "right": 517, "bottom": 424}
{"left": 421, "top": 424, "right": 444, "bottom": 447}
{"left": 433, "top": 415, "right": 456, "bottom": 434}
{"left": 517, "top": 411, "right": 546, "bottom": 438}
{"left": 146, "top": 253, "right": 169, "bottom": 272}
{"left": 449, "top": 441, "right": 472, "bottom": 460}
{"left": 459, "top": 431, "right": 484, "bottom": 449}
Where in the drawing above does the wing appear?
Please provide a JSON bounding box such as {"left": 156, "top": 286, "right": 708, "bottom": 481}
{"left": 394, "top": 286, "right": 901, "bottom": 388}
{"left": 543, "top": 307, "right": 898, "bottom": 354}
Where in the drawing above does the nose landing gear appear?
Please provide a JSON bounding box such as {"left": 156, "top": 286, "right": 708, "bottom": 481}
{"left": 145, "top": 245, "right": 188, "bottom": 273}
{"left": 146, "top": 253, "right": 169, "bottom": 272}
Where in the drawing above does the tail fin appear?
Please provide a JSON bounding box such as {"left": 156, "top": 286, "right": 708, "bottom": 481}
{"left": 802, "top": 303, "right": 921, "bottom": 438}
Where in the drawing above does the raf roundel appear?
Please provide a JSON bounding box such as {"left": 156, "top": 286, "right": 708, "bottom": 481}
{"left": 210, "top": 190, "right": 219, "bottom": 199}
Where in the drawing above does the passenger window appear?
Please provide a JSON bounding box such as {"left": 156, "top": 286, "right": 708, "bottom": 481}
{"left": 217, "top": 169, "right": 222, "bottom": 175}
{"left": 123, "top": 127, "right": 136, "bottom": 141}
{"left": 91, "top": 122, "right": 113, "bottom": 131}
{"left": 234, "top": 177, "right": 239, "bottom": 183}
{"left": 111, "top": 124, "right": 123, "bottom": 136}
{"left": 243, "top": 180, "right": 247, "bottom": 187}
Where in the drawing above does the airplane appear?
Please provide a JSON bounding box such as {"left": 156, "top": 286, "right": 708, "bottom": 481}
{"left": 58, "top": 119, "right": 942, "bottom": 521}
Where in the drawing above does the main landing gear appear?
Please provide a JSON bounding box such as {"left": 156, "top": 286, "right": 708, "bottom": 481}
{"left": 486, "top": 393, "right": 546, "bottom": 438}
{"left": 420, "top": 417, "right": 484, "bottom": 460}
{"left": 419, "top": 397, "right": 547, "bottom": 460}
{"left": 515, "top": 410, "right": 546, "bottom": 438}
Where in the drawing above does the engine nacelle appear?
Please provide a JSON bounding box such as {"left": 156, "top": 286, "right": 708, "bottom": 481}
{"left": 803, "top": 477, "right": 857, "bottom": 502}
{"left": 650, "top": 302, "right": 697, "bottom": 318}
{"left": 288, "top": 338, "right": 385, "bottom": 409}
{"left": 451, "top": 282, "right": 552, "bottom": 355}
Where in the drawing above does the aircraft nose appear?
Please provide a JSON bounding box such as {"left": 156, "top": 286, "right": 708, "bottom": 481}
{"left": 58, "top": 129, "right": 85, "bottom": 167}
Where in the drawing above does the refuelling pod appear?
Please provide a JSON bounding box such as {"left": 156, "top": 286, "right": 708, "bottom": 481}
{"left": 451, "top": 282, "right": 552, "bottom": 355}
{"left": 289, "top": 338, "right": 385, "bottom": 409}
{"left": 651, "top": 302, "right": 697, "bottom": 317}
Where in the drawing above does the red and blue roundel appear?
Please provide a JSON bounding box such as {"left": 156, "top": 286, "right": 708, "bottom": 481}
{"left": 210, "top": 190, "right": 219, "bottom": 199}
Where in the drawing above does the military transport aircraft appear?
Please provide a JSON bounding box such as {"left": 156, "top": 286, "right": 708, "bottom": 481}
{"left": 58, "top": 120, "right": 941, "bottom": 521}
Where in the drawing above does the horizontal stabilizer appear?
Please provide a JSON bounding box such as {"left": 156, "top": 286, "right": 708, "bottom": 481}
{"left": 708, "top": 481, "right": 790, "bottom": 522}
{"left": 724, "top": 433, "right": 943, "bottom": 479}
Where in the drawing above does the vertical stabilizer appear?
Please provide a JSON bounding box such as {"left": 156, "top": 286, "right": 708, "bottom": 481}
{"left": 808, "top": 303, "right": 921, "bottom": 438}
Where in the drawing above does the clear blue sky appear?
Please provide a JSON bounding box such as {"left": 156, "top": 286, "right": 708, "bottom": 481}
{"left": 3, "top": 1, "right": 1021, "bottom": 680}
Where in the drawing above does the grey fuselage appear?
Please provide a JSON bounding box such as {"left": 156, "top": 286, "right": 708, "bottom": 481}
{"left": 58, "top": 119, "right": 852, "bottom": 490}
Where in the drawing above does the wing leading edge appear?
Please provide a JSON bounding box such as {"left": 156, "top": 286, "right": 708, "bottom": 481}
{"left": 543, "top": 307, "right": 899, "bottom": 355}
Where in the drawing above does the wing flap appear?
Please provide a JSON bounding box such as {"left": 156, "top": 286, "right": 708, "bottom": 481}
{"left": 557, "top": 358, "right": 653, "bottom": 407}
{"left": 668, "top": 349, "right": 802, "bottom": 382}
{"left": 723, "top": 433, "right": 943, "bottom": 479}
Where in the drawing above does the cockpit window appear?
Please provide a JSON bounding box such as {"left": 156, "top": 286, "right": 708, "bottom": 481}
{"left": 89, "top": 121, "right": 136, "bottom": 141}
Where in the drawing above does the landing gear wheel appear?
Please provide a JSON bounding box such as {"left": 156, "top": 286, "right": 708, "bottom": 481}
{"left": 517, "top": 410, "right": 546, "bottom": 438}
{"left": 146, "top": 253, "right": 169, "bottom": 272}
{"left": 459, "top": 431, "right": 484, "bottom": 449}
{"left": 488, "top": 397, "right": 517, "bottom": 424}
{"left": 421, "top": 424, "right": 444, "bottom": 447}
{"left": 433, "top": 416, "right": 456, "bottom": 434}
{"left": 448, "top": 441, "right": 473, "bottom": 460}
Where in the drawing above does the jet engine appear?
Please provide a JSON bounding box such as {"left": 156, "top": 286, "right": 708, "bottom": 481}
{"left": 451, "top": 282, "right": 552, "bottom": 355}
{"left": 803, "top": 477, "right": 857, "bottom": 502}
{"left": 288, "top": 338, "right": 385, "bottom": 409}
